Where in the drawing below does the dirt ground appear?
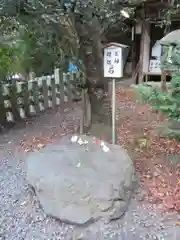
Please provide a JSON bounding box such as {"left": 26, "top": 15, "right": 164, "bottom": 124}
{"left": 3, "top": 86, "right": 180, "bottom": 212}
{"left": 0, "top": 102, "right": 81, "bottom": 153}
{"left": 15, "top": 85, "right": 180, "bottom": 213}
{"left": 116, "top": 87, "right": 180, "bottom": 212}
{"left": 0, "top": 86, "right": 180, "bottom": 239}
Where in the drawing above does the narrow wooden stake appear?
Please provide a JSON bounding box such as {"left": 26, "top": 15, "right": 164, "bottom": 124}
{"left": 32, "top": 80, "right": 40, "bottom": 113}
{"left": 54, "top": 68, "right": 60, "bottom": 105}
{"left": 80, "top": 89, "right": 84, "bottom": 135}
{"left": 51, "top": 77, "right": 56, "bottom": 108}
{"left": 66, "top": 73, "right": 72, "bottom": 102}
{"left": 0, "top": 85, "right": 6, "bottom": 125}
{"left": 59, "top": 72, "right": 65, "bottom": 105}
{"left": 9, "top": 81, "right": 20, "bottom": 121}
{"left": 21, "top": 82, "right": 29, "bottom": 117}
{"left": 112, "top": 79, "right": 116, "bottom": 145}
{"left": 42, "top": 78, "right": 49, "bottom": 110}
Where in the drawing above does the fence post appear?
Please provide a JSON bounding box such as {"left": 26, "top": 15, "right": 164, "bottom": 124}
{"left": 54, "top": 68, "right": 61, "bottom": 105}
{"left": 54, "top": 68, "right": 60, "bottom": 83}
{"left": 63, "top": 73, "right": 68, "bottom": 103}
{"left": 0, "top": 84, "right": 6, "bottom": 125}
{"left": 21, "top": 82, "right": 29, "bottom": 117}
{"left": 51, "top": 76, "right": 56, "bottom": 108}
{"left": 66, "top": 73, "right": 72, "bottom": 102}
{"left": 58, "top": 69, "right": 65, "bottom": 105}
{"left": 9, "top": 81, "right": 20, "bottom": 121}
{"left": 42, "top": 77, "right": 49, "bottom": 110}
{"left": 32, "top": 80, "right": 40, "bottom": 113}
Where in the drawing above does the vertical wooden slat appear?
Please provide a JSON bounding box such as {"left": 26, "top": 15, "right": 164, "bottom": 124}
{"left": 71, "top": 73, "right": 76, "bottom": 98}
{"left": 70, "top": 73, "right": 75, "bottom": 98}
{"left": 38, "top": 77, "right": 43, "bottom": 111}
{"left": 63, "top": 73, "right": 68, "bottom": 102}
{"left": 42, "top": 78, "right": 49, "bottom": 110}
{"left": 54, "top": 68, "right": 60, "bottom": 105}
{"left": 54, "top": 68, "right": 60, "bottom": 84}
{"left": 0, "top": 84, "right": 6, "bottom": 125}
{"left": 21, "top": 82, "right": 29, "bottom": 117}
{"left": 32, "top": 80, "right": 40, "bottom": 113}
{"left": 66, "top": 73, "right": 72, "bottom": 102}
{"left": 3, "top": 84, "right": 12, "bottom": 122}
{"left": 59, "top": 71, "right": 65, "bottom": 105}
{"left": 9, "top": 81, "right": 20, "bottom": 121}
{"left": 47, "top": 76, "right": 52, "bottom": 108}
{"left": 51, "top": 76, "right": 56, "bottom": 108}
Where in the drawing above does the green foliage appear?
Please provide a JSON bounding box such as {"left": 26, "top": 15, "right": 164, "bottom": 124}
{"left": 158, "top": 30, "right": 180, "bottom": 122}
{"left": 0, "top": 46, "right": 16, "bottom": 81}
{"left": 0, "top": 1, "right": 81, "bottom": 76}
{"left": 133, "top": 84, "right": 156, "bottom": 104}
{"left": 161, "top": 42, "right": 180, "bottom": 72}
{"left": 0, "top": 0, "right": 140, "bottom": 81}
{"left": 158, "top": 74, "right": 180, "bottom": 121}
{"left": 134, "top": 74, "right": 180, "bottom": 122}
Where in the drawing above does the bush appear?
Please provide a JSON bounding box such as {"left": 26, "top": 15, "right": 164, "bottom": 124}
{"left": 133, "top": 84, "right": 156, "bottom": 104}
{"left": 152, "top": 75, "right": 180, "bottom": 122}
{"left": 134, "top": 74, "right": 180, "bottom": 123}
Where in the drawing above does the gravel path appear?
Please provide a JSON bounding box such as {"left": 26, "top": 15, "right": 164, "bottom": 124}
{"left": 0, "top": 103, "right": 180, "bottom": 239}
{"left": 0, "top": 148, "right": 179, "bottom": 240}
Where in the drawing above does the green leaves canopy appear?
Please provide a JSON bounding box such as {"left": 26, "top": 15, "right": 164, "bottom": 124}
{"left": 0, "top": 0, "right": 139, "bottom": 77}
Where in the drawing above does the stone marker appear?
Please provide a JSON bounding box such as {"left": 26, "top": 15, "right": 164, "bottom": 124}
{"left": 26, "top": 135, "right": 136, "bottom": 225}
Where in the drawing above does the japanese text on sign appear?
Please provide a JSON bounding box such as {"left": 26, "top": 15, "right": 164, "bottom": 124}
{"left": 104, "top": 46, "right": 122, "bottom": 78}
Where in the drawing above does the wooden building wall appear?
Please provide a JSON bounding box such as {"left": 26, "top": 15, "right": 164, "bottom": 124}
{"left": 133, "top": 20, "right": 180, "bottom": 83}
{"left": 130, "top": 0, "right": 180, "bottom": 83}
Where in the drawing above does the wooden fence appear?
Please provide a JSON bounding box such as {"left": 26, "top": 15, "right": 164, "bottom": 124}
{"left": 0, "top": 69, "right": 80, "bottom": 124}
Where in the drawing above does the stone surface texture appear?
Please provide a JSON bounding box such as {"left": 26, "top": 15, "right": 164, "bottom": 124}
{"left": 26, "top": 135, "right": 136, "bottom": 225}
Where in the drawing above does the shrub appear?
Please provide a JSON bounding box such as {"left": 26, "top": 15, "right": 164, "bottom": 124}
{"left": 133, "top": 84, "right": 156, "bottom": 104}
{"left": 134, "top": 74, "right": 180, "bottom": 123}
{"left": 151, "top": 74, "right": 180, "bottom": 122}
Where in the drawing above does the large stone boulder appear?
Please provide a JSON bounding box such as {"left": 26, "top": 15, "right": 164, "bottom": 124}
{"left": 26, "top": 135, "right": 136, "bottom": 225}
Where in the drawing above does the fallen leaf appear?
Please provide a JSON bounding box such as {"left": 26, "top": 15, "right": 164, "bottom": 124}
{"left": 20, "top": 201, "right": 27, "bottom": 206}
{"left": 76, "top": 162, "right": 81, "bottom": 168}
{"left": 37, "top": 143, "right": 45, "bottom": 149}
{"left": 116, "top": 87, "right": 180, "bottom": 212}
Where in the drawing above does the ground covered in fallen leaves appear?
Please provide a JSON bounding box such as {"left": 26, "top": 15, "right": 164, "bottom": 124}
{"left": 17, "top": 103, "right": 81, "bottom": 153}
{"left": 116, "top": 88, "right": 180, "bottom": 213}
{"left": 17, "top": 87, "right": 180, "bottom": 213}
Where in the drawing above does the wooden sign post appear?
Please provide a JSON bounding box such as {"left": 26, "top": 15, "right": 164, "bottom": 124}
{"left": 103, "top": 43, "right": 125, "bottom": 145}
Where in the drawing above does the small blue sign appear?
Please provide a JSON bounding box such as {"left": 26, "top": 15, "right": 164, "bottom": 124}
{"left": 68, "top": 62, "right": 78, "bottom": 73}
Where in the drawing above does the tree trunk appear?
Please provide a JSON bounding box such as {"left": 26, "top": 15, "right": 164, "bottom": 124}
{"left": 89, "top": 87, "right": 111, "bottom": 125}
{"left": 80, "top": 88, "right": 91, "bottom": 134}
{"left": 92, "top": 34, "right": 109, "bottom": 91}
{"left": 77, "top": 18, "right": 111, "bottom": 131}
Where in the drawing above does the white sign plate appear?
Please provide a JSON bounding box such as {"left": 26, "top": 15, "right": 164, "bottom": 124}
{"left": 149, "top": 59, "right": 161, "bottom": 73}
{"left": 104, "top": 46, "right": 122, "bottom": 78}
